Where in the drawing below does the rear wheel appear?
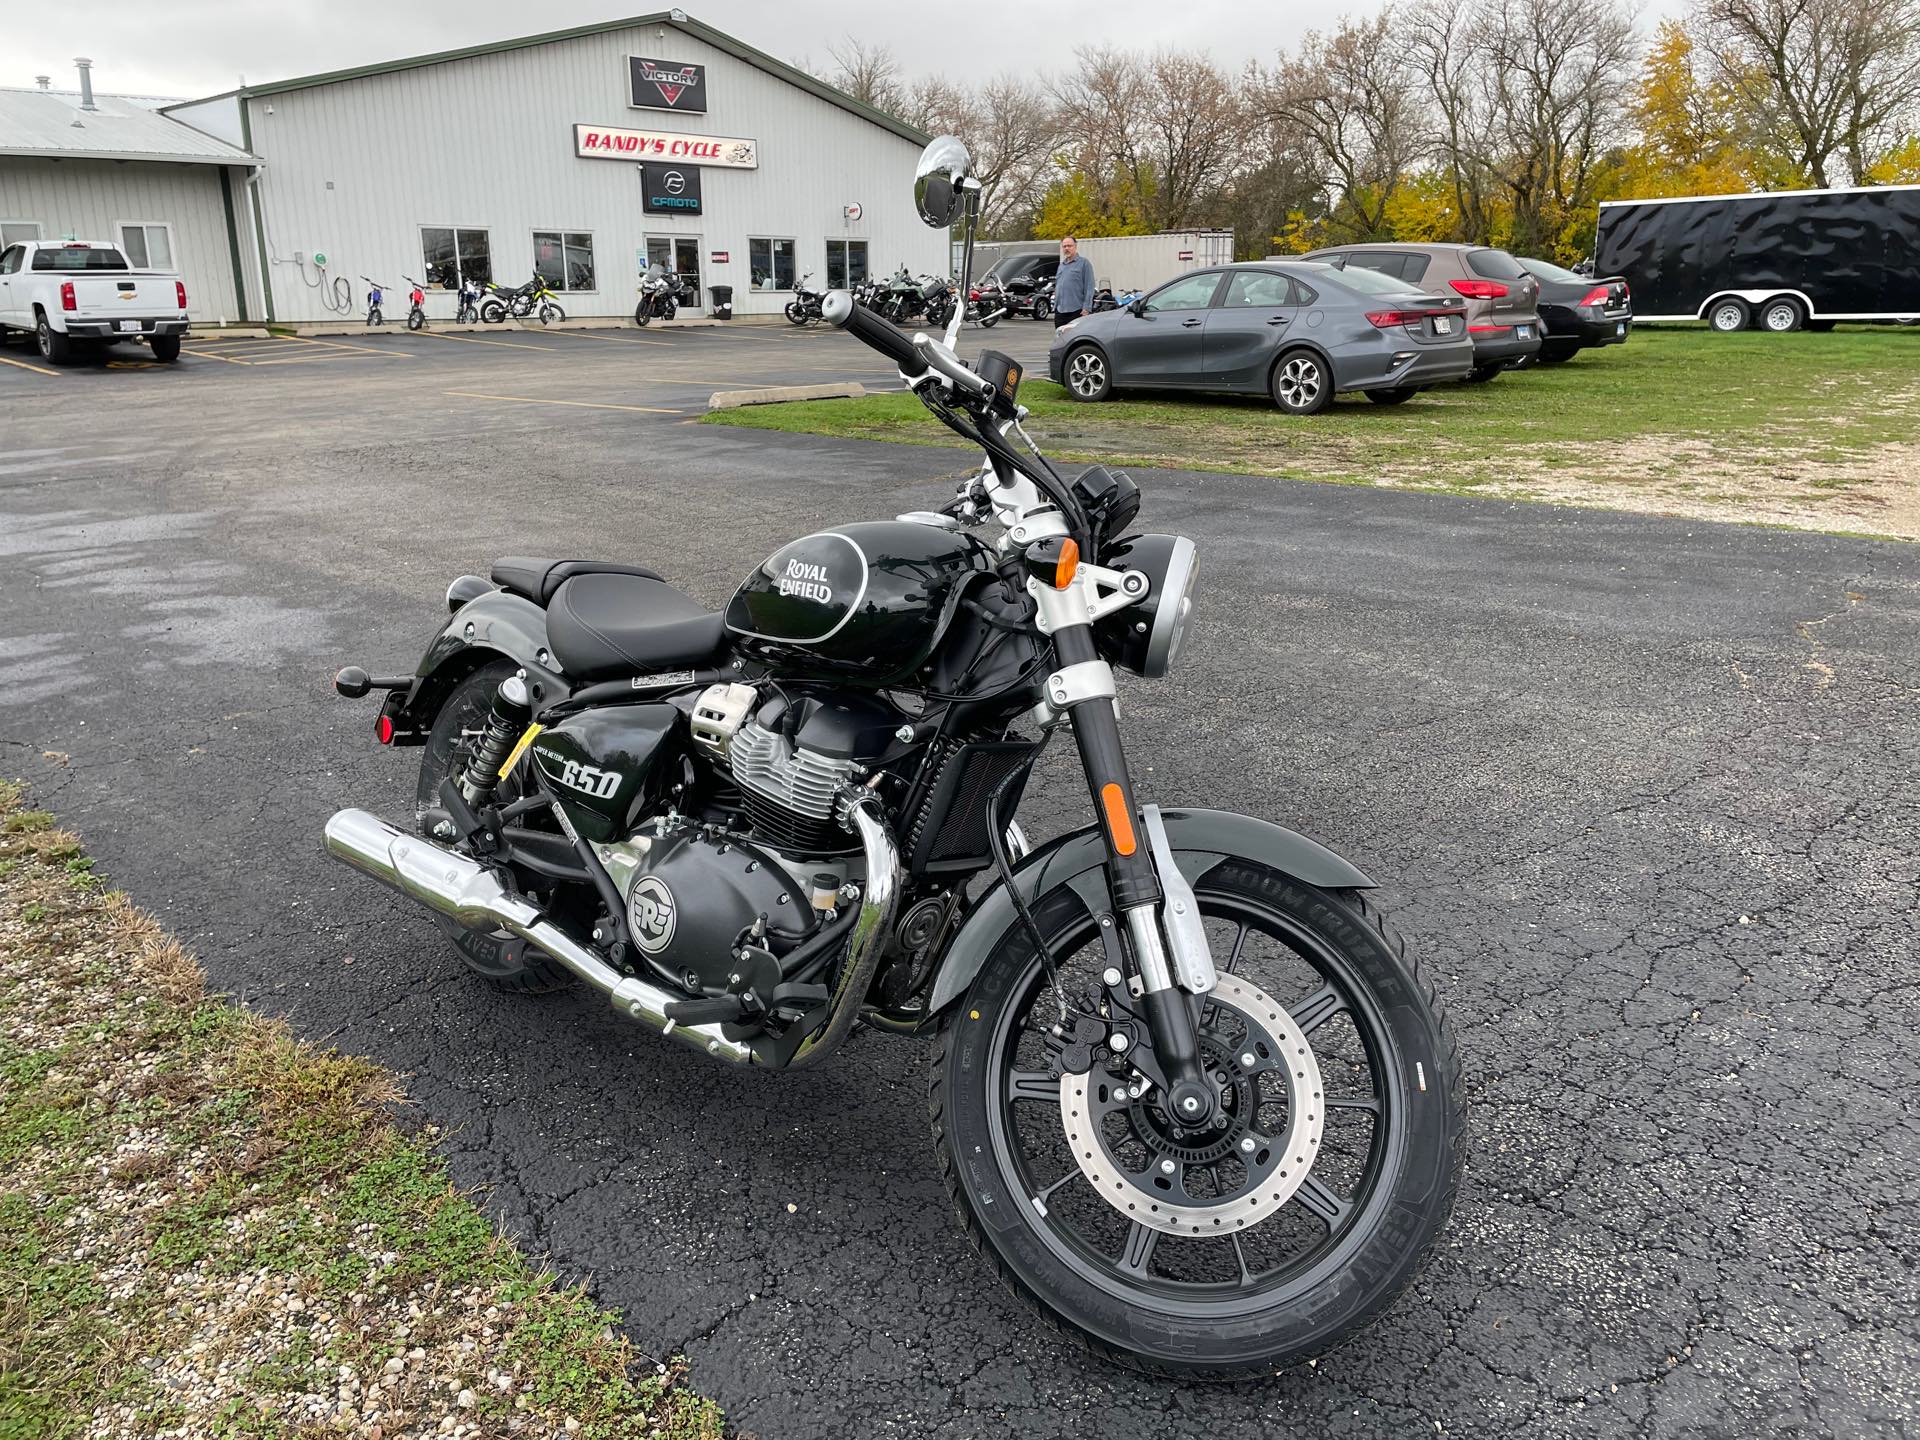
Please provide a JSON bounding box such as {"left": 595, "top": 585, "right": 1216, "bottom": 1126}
{"left": 1707, "top": 298, "right": 1750, "bottom": 332}
{"left": 932, "top": 865, "right": 1464, "bottom": 1376}
{"left": 1759, "top": 297, "right": 1804, "bottom": 333}
{"left": 1063, "top": 345, "right": 1111, "bottom": 402}
{"left": 1537, "top": 342, "right": 1579, "bottom": 364}
{"left": 149, "top": 334, "right": 181, "bottom": 363}
{"left": 1033, "top": 298, "right": 1054, "bottom": 322}
{"left": 1270, "top": 350, "right": 1333, "bottom": 414}
{"left": 481, "top": 300, "right": 507, "bottom": 325}
{"left": 1364, "top": 387, "right": 1417, "bottom": 405}
{"left": 1463, "top": 363, "right": 1505, "bottom": 383}
{"left": 415, "top": 663, "right": 578, "bottom": 995}
{"left": 35, "top": 315, "right": 72, "bottom": 364}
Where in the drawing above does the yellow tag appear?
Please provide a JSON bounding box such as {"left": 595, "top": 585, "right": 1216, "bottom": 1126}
{"left": 497, "top": 722, "right": 544, "bottom": 778}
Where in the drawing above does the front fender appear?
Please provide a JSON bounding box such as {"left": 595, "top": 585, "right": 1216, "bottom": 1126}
{"left": 402, "top": 589, "right": 568, "bottom": 724}
{"left": 922, "top": 808, "right": 1374, "bottom": 1017}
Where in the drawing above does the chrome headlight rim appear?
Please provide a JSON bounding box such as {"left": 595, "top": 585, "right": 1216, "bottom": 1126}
{"left": 1140, "top": 535, "right": 1197, "bottom": 678}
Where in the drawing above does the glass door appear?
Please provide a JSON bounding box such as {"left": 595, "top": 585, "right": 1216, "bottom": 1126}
{"left": 646, "top": 234, "right": 703, "bottom": 311}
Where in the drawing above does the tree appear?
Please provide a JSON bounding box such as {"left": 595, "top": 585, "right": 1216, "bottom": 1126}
{"left": 1696, "top": 0, "right": 1920, "bottom": 184}
{"left": 826, "top": 39, "right": 905, "bottom": 116}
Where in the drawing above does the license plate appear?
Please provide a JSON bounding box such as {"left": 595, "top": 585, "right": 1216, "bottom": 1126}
{"left": 1434, "top": 316, "right": 1455, "bottom": 334}
{"left": 1517, "top": 324, "right": 1533, "bottom": 338}
{"left": 118, "top": 320, "right": 141, "bottom": 333}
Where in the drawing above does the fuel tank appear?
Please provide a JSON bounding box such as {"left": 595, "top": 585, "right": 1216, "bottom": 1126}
{"left": 724, "top": 520, "right": 994, "bottom": 684}
{"left": 527, "top": 704, "right": 682, "bottom": 844}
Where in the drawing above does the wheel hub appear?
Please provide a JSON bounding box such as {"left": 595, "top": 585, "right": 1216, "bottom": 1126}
{"left": 1060, "top": 972, "right": 1325, "bottom": 1234}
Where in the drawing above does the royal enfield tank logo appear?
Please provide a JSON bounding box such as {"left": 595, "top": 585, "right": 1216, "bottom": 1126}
{"left": 777, "top": 558, "right": 834, "bottom": 604}
{"left": 629, "top": 877, "right": 676, "bottom": 953}
{"left": 539, "top": 753, "right": 622, "bottom": 801}
{"left": 628, "top": 57, "right": 708, "bottom": 113}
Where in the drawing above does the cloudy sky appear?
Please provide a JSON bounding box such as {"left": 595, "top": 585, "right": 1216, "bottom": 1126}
{"left": 7, "top": 0, "right": 1392, "bottom": 100}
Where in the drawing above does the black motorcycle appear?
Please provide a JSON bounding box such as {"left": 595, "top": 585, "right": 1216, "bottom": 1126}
{"left": 785, "top": 271, "right": 828, "bottom": 326}
{"left": 634, "top": 264, "right": 678, "bottom": 326}
{"left": 325, "top": 135, "right": 1462, "bottom": 1377}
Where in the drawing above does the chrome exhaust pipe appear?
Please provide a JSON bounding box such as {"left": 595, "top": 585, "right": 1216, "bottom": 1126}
{"left": 324, "top": 808, "right": 756, "bottom": 1065}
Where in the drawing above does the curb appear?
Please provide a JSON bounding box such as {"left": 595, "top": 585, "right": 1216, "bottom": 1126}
{"left": 708, "top": 381, "right": 868, "bottom": 411}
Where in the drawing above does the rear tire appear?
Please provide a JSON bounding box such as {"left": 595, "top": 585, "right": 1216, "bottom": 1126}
{"left": 481, "top": 300, "right": 507, "bottom": 325}
{"left": 1759, "top": 297, "right": 1804, "bottom": 333}
{"left": 1270, "top": 350, "right": 1334, "bottom": 414}
{"left": 1033, "top": 298, "right": 1053, "bottom": 322}
{"left": 1537, "top": 343, "right": 1579, "bottom": 364}
{"left": 1463, "top": 363, "right": 1504, "bottom": 383}
{"left": 1707, "top": 298, "right": 1750, "bottom": 333}
{"left": 149, "top": 334, "right": 181, "bottom": 363}
{"left": 1365, "top": 387, "right": 1417, "bottom": 405}
{"left": 35, "top": 315, "right": 72, "bottom": 364}
{"left": 415, "top": 663, "right": 577, "bottom": 995}
{"left": 932, "top": 866, "right": 1464, "bottom": 1376}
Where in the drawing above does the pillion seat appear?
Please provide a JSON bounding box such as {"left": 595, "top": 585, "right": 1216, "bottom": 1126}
{"left": 544, "top": 571, "right": 728, "bottom": 680}
{"left": 490, "top": 557, "right": 664, "bottom": 606}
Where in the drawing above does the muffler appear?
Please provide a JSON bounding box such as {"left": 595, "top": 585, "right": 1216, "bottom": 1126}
{"left": 324, "top": 808, "right": 757, "bottom": 1065}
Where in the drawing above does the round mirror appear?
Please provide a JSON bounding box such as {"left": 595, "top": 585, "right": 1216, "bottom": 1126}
{"left": 914, "top": 135, "right": 973, "bottom": 228}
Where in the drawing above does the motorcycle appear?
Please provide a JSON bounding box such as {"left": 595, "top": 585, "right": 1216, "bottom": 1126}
{"left": 785, "top": 271, "right": 828, "bottom": 326}
{"left": 874, "top": 264, "right": 925, "bottom": 324}
{"left": 403, "top": 276, "right": 429, "bottom": 331}
{"left": 323, "top": 134, "right": 1462, "bottom": 1378}
{"left": 483, "top": 278, "right": 567, "bottom": 326}
{"left": 360, "top": 276, "right": 390, "bottom": 327}
{"left": 967, "top": 276, "right": 1008, "bottom": 327}
{"left": 454, "top": 277, "right": 485, "bottom": 325}
{"left": 634, "top": 264, "right": 679, "bottom": 326}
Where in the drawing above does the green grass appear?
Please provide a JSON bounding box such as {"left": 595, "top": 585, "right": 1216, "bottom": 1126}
{"left": 703, "top": 327, "right": 1920, "bottom": 532}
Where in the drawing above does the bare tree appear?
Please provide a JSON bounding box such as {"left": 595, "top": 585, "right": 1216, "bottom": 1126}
{"left": 1260, "top": 12, "right": 1429, "bottom": 239}
{"left": 1407, "top": 0, "right": 1501, "bottom": 242}
{"left": 913, "top": 76, "right": 1063, "bottom": 236}
{"left": 827, "top": 38, "right": 906, "bottom": 116}
{"left": 1696, "top": 0, "right": 1920, "bottom": 183}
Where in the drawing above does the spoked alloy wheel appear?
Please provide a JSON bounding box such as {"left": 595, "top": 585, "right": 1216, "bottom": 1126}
{"left": 1271, "top": 353, "right": 1330, "bottom": 414}
{"left": 933, "top": 865, "right": 1463, "bottom": 1375}
{"left": 1064, "top": 346, "right": 1110, "bottom": 401}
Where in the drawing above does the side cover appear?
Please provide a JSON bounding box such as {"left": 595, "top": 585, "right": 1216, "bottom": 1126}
{"left": 526, "top": 704, "right": 683, "bottom": 845}
{"left": 922, "top": 808, "right": 1376, "bottom": 1016}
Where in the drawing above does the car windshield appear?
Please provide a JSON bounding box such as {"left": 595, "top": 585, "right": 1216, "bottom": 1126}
{"left": 30, "top": 245, "right": 130, "bottom": 271}
{"left": 1325, "top": 264, "right": 1424, "bottom": 296}
{"left": 1520, "top": 257, "right": 1588, "bottom": 284}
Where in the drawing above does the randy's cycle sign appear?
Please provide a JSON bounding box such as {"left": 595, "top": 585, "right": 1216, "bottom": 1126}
{"left": 574, "top": 124, "right": 757, "bottom": 169}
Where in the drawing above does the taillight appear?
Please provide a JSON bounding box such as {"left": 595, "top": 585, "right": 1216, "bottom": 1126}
{"left": 1366, "top": 308, "right": 1457, "bottom": 328}
{"left": 1449, "top": 279, "right": 1509, "bottom": 299}
{"left": 60, "top": 281, "right": 76, "bottom": 312}
{"left": 1578, "top": 286, "right": 1611, "bottom": 307}
{"left": 176, "top": 280, "right": 188, "bottom": 309}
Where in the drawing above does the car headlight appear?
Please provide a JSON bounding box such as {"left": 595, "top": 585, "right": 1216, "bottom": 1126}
{"left": 1092, "top": 534, "right": 1198, "bottom": 678}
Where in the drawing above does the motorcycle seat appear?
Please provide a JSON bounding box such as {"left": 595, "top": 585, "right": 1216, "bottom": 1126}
{"left": 545, "top": 572, "right": 727, "bottom": 680}
{"left": 491, "top": 557, "right": 663, "bottom": 606}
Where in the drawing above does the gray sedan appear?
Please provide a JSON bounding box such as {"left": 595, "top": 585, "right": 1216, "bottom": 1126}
{"left": 1045, "top": 261, "right": 1475, "bottom": 414}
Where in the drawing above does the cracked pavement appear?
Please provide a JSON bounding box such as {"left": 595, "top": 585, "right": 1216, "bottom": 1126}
{"left": 1, "top": 327, "right": 1915, "bottom": 1438}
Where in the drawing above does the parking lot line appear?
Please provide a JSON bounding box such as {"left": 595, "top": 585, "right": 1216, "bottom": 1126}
{"left": 445, "top": 389, "right": 683, "bottom": 415}
{"left": 0, "top": 353, "right": 60, "bottom": 377}
{"left": 410, "top": 330, "right": 560, "bottom": 352}
{"left": 182, "top": 347, "right": 256, "bottom": 365}
{"left": 537, "top": 329, "right": 673, "bottom": 349}
{"left": 273, "top": 334, "right": 412, "bottom": 359}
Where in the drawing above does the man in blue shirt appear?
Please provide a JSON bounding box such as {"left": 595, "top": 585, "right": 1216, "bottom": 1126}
{"left": 1053, "top": 236, "right": 1095, "bottom": 327}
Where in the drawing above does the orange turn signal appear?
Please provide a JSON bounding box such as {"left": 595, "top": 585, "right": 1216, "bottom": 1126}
{"left": 1054, "top": 538, "right": 1081, "bottom": 590}
{"left": 1100, "top": 782, "right": 1137, "bottom": 855}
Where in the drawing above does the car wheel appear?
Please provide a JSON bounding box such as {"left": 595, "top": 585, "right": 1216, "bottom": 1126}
{"left": 1464, "top": 363, "right": 1505, "bottom": 384}
{"left": 1062, "top": 345, "right": 1111, "bottom": 402}
{"left": 1760, "top": 297, "right": 1804, "bottom": 333}
{"left": 1708, "top": 298, "right": 1750, "bottom": 333}
{"left": 149, "top": 335, "right": 182, "bottom": 363}
{"left": 1270, "top": 350, "right": 1333, "bottom": 414}
{"left": 36, "top": 315, "right": 72, "bottom": 364}
{"left": 1365, "top": 388, "right": 1417, "bottom": 404}
{"left": 1033, "top": 298, "right": 1053, "bottom": 321}
{"left": 1537, "top": 343, "right": 1579, "bottom": 364}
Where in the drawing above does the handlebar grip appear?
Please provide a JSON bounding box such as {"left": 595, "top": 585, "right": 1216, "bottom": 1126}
{"left": 822, "top": 290, "right": 927, "bottom": 376}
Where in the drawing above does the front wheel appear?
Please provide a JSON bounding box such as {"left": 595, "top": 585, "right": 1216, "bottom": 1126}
{"left": 785, "top": 300, "right": 809, "bottom": 326}
{"left": 932, "top": 864, "right": 1463, "bottom": 1375}
{"left": 407, "top": 307, "right": 425, "bottom": 331}
{"left": 634, "top": 302, "right": 653, "bottom": 328}
{"left": 1032, "top": 298, "right": 1053, "bottom": 321}
{"left": 1063, "top": 344, "right": 1111, "bottom": 402}
{"left": 1271, "top": 350, "right": 1333, "bottom": 414}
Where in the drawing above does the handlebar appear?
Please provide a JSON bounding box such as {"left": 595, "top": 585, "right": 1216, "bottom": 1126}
{"left": 822, "top": 290, "right": 926, "bottom": 377}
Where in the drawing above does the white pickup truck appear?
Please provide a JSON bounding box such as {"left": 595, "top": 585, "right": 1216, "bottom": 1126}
{"left": 0, "top": 239, "right": 190, "bottom": 363}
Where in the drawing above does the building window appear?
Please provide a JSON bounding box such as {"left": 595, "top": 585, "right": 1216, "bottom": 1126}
{"left": 421, "top": 226, "right": 492, "bottom": 291}
{"left": 1, "top": 221, "right": 41, "bottom": 249}
{"left": 825, "top": 239, "right": 868, "bottom": 290}
{"left": 749, "top": 237, "right": 795, "bottom": 291}
{"left": 534, "top": 231, "right": 595, "bottom": 292}
{"left": 117, "top": 222, "right": 174, "bottom": 270}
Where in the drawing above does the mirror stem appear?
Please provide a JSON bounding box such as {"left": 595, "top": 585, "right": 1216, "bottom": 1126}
{"left": 947, "top": 181, "right": 982, "bottom": 352}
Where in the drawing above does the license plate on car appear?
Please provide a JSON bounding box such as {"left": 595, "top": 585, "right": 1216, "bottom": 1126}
{"left": 1517, "top": 324, "right": 1533, "bottom": 338}
{"left": 1434, "top": 316, "right": 1455, "bottom": 334}
{"left": 118, "top": 320, "right": 140, "bottom": 333}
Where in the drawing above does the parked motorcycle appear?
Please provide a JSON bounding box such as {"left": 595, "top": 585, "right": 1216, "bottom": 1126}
{"left": 483, "top": 277, "right": 567, "bottom": 326}
{"left": 454, "top": 277, "right": 485, "bottom": 325}
{"left": 634, "top": 264, "right": 679, "bottom": 326}
{"left": 324, "top": 134, "right": 1462, "bottom": 1379}
{"left": 360, "top": 277, "right": 390, "bottom": 327}
{"left": 966, "top": 276, "right": 1008, "bottom": 327}
{"left": 403, "top": 276, "right": 429, "bottom": 331}
{"left": 785, "top": 271, "right": 827, "bottom": 326}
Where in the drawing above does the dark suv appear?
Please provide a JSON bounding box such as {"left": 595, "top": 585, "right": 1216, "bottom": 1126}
{"left": 1304, "top": 243, "right": 1543, "bottom": 381}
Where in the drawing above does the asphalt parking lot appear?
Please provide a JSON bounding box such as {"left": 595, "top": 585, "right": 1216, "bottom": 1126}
{"left": 2, "top": 319, "right": 1915, "bottom": 1439}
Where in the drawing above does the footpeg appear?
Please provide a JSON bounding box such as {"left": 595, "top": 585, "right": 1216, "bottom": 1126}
{"left": 664, "top": 995, "right": 749, "bottom": 1026}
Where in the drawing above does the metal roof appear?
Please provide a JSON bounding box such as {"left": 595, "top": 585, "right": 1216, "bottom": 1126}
{"left": 0, "top": 87, "right": 254, "bottom": 165}
{"left": 168, "top": 11, "right": 929, "bottom": 147}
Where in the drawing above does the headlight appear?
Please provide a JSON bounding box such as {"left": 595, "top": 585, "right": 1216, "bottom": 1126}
{"left": 1092, "top": 534, "right": 1198, "bottom": 678}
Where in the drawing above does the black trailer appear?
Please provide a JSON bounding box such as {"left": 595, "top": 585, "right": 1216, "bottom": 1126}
{"left": 1595, "top": 185, "right": 1920, "bottom": 332}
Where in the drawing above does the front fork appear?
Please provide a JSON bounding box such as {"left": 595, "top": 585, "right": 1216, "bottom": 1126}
{"left": 1047, "top": 620, "right": 1221, "bottom": 1124}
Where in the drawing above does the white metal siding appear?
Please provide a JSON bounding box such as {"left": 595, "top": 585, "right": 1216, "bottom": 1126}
{"left": 245, "top": 25, "right": 946, "bottom": 322}
{"left": 0, "top": 157, "right": 246, "bottom": 322}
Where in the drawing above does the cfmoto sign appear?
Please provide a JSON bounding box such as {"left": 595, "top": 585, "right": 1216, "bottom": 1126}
{"left": 640, "top": 163, "right": 703, "bottom": 215}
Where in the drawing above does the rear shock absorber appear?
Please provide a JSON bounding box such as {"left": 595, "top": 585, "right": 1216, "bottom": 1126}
{"left": 458, "top": 673, "right": 534, "bottom": 807}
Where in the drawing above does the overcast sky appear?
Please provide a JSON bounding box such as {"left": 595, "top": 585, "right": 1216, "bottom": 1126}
{"left": 7, "top": 0, "right": 1394, "bottom": 100}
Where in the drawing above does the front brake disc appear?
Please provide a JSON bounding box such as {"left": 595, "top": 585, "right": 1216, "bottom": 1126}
{"left": 1059, "top": 971, "right": 1326, "bottom": 1235}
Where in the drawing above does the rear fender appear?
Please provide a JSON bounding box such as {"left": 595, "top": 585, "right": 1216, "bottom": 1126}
{"left": 401, "top": 589, "right": 568, "bottom": 728}
{"left": 922, "top": 807, "right": 1375, "bottom": 1018}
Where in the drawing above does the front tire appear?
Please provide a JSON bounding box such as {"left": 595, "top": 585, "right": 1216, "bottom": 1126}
{"left": 1063, "top": 344, "right": 1112, "bottom": 402}
{"left": 932, "top": 864, "right": 1463, "bottom": 1376}
{"left": 408, "top": 308, "right": 425, "bottom": 331}
{"left": 1271, "top": 350, "right": 1333, "bottom": 414}
{"left": 1033, "top": 298, "right": 1053, "bottom": 321}
{"left": 635, "top": 302, "right": 653, "bottom": 328}
{"left": 414, "top": 663, "right": 577, "bottom": 995}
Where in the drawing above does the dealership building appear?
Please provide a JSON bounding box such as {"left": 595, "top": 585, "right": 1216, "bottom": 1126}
{"left": 2, "top": 11, "right": 944, "bottom": 324}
